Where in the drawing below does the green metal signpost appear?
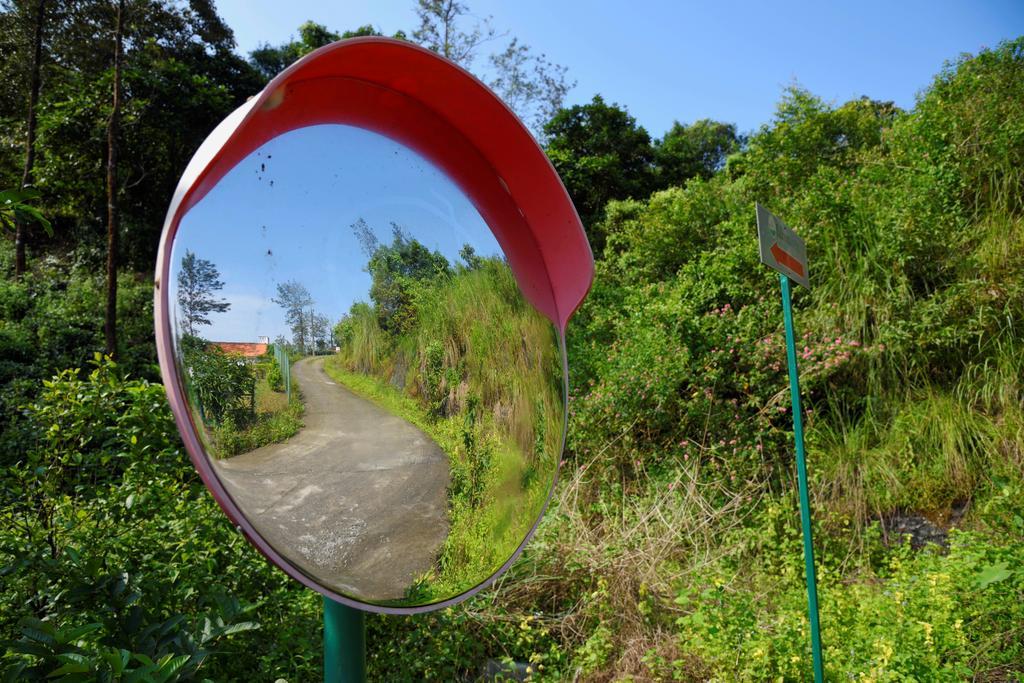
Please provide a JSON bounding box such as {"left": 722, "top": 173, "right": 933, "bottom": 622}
{"left": 324, "top": 598, "right": 366, "bottom": 683}
{"left": 757, "top": 204, "right": 824, "bottom": 683}
{"left": 273, "top": 344, "right": 291, "bottom": 402}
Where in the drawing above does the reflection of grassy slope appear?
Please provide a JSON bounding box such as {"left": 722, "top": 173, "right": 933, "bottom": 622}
{"left": 345, "top": 261, "right": 563, "bottom": 464}
{"left": 327, "top": 260, "right": 563, "bottom": 603}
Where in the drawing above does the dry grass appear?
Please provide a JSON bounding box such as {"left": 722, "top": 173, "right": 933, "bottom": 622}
{"left": 473, "top": 450, "right": 768, "bottom": 681}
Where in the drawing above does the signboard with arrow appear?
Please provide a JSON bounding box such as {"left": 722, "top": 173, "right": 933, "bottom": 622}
{"left": 756, "top": 202, "right": 823, "bottom": 682}
{"left": 757, "top": 203, "right": 810, "bottom": 289}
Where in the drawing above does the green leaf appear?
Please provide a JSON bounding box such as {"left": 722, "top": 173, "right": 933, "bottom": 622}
{"left": 20, "top": 618, "right": 57, "bottom": 645}
{"left": 976, "top": 562, "right": 1013, "bottom": 589}
{"left": 58, "top": 623, "right": 101, "bottom": 643}
{"left": 154, "top": 654, "right": 191, "bottom": 680}
{"left": 46, "top": 653, "right": 90, "bottom": 677}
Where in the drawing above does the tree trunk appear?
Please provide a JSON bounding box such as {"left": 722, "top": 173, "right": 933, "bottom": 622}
{"left": 14, "top": 0, "right": 46, "bottom": 279}
{"left": 104, "top": 0, "right": 124, "bottom": 357}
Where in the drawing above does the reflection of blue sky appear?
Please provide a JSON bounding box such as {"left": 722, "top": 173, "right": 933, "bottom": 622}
{"left": 169, "top": 124, "right": 500, "bottom": 343}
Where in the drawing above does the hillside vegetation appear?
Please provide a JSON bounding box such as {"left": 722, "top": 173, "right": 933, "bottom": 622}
{"left": 325, "top": 246, "right": 564, "bottom": 605}
{"left": 1, "top": 24, "right": 1022, "bottom": 682}
{"left": 523, "top": 37, "right": 1024, "bottom": 681}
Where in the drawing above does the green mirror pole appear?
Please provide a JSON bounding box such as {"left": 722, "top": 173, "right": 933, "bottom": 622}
{"left": 323, "top": 597, "right": 365, "bottom": 683}
{"left": 779, "top": 274, "right": 825, "bottom": 683}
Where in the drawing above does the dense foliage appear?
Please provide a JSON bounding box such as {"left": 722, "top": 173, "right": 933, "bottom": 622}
{"left": 546, "top": 37, "right": 1024, "bottom": 680}
{"left": 0, "top": 0, "right": 1022, "bottom": 676}
{"left": 545, "top": 96, "right": 741, "bottom": 252}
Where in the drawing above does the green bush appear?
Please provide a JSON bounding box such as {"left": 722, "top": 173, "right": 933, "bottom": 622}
{"left": 0, "top": 357, "right": 298, "bottom": 680}
{"left": 672, "top": 526, "right": 1023, "bottom": 681}
{"left": 179, "top": 336, "right": 255, "bottom": 426}
{"left": 266, "top": 356, "right": 284, "bottom": 392}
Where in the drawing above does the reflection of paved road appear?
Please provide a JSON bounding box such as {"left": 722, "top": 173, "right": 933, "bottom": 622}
{"left": 212, "top": 356, "right": 449, "bottom": 602}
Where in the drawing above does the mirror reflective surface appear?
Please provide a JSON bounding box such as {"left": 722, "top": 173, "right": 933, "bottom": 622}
{"left": 167, "top": 124, "right": 565, "bottom": 607}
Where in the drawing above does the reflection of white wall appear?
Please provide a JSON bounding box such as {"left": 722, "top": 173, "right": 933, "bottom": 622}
{"left": 170, "top": 124, "right": 501, "bottom": 345}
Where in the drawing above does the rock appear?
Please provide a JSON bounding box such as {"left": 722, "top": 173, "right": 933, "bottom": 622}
{"left": 481, "top": 659, "right": 532, "bottom": 682}
{"left": 881, "top": 512, "right": 949, "bottom": 550}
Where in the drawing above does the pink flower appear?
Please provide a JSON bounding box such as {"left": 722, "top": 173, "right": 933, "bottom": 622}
{"left": 756, "top": 443, "right": 763, "bottom": 451}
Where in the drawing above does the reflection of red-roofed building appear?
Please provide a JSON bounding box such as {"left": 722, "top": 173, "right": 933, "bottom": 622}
{"left": 210, "top": 342, "right": 269, "bottom": 358}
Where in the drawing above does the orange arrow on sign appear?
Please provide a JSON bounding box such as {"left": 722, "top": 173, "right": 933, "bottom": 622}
{"left": 770, "top": 242, "right": 805, "bottom": 278}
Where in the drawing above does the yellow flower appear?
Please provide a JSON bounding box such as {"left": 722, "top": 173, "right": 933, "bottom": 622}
{"left": 919, "top": 621, "right": 934, "bottom": 647}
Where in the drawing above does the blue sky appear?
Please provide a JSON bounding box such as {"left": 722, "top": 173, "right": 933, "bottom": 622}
{"left": 215, "top": 0, "right": 1023, "bottom": 136}
{"left": 170, "top": 125, "right": 497, "bottom": 343}
{"left": 174, "top": 2, "right": 1022, "bottom": 343}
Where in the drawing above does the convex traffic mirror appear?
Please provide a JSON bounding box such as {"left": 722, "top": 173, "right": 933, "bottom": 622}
{"left": 155, "top": 38, "right": 593, "bottom": 613}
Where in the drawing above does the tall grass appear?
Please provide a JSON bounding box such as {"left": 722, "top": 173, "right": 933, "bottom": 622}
{"left": 330, "top": 258, "right": 564, "bottom": 604}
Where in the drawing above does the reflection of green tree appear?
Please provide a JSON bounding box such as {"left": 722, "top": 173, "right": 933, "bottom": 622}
{"left": 179, "top": 335, "right": 255, "bottom": 426}
{"left": 176, "top": 251, "right": 230, "bottom": 336}
{"left": 272, "top": 282, "right": 334, "bottom": 356}
{"left": 272, "top": 280, "right": 315, "bottom": 354}
{"left": 366, "top": 224, "right": 451, "bottom": 334}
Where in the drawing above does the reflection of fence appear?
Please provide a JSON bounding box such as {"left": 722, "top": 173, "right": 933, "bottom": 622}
{"left": 273, "top": 345, "right": 292, "bottom": 402}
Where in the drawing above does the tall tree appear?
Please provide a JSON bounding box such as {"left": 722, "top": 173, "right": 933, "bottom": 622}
{"left": 412, "top": 0, "right": 572, "bottom": 137}
{"left": 25, "top": 0, "right": 260, "bottom": 272}
{"left": 250, "top": 21, "right": 382, "bottom": 81}
{"left": 655, "top": 119, "right": 741, "bottom": 187}
{"left": 250, "top": 4, "right": 572, "bottom": 138}
{"left": 103, "top": 0, "right": 123, "bottom": 357}
{"left": 544, "top": 95, "right": 656, "bottom": 251}
{"left": 13, "top": 0, "right": 44, "bottom": 278}
{"left": 309, "top": 312, "right": 329, "bottom": 353}
{"left": 412, "top": 0, "right": 495, "bottom": 66}
{"left": 176, "top": 250, "right": 230, "bottom": 336}
{"left": 488, "top": 38, "right": 571, "bottom": 137}
{"left": 351, "top": 216, "right": 379, "bottom": 257}
{"left": 366, "top": 224, "right": 450, "bottom": 333}
{"left": 272, "top": 280, "right": 314, "bottom": 354}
